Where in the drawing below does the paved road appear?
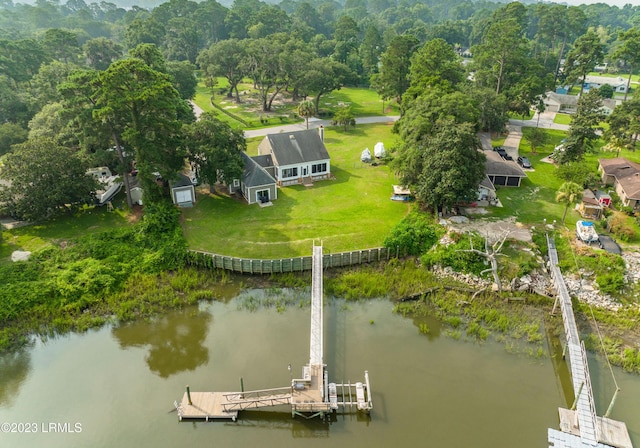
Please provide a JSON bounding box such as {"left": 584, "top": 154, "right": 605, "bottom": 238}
{"left": 504, "top": 111, "right": 568, "bottom": 160}
{"left": 244, "top": 116, "right": 399, "bottom": 138}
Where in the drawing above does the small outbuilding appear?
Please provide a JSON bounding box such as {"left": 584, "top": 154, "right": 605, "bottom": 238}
{"left": 170, "top": 173, "right": 196, "bottom": 207}
{"left": 578, "top": 189, "right": 603, "bottom": 220}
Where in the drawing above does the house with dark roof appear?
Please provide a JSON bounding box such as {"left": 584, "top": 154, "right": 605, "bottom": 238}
{"left": 484, "top": 151, "right": 527, "bottom": 187}
{"left": 231, "top": 152, "right": 278, "bottom": 205}
{"left": 598, "top": 158, "right": 640, "bottom": 209}
{"left": 257, "top": 128, "right": 330, "bottom": 186}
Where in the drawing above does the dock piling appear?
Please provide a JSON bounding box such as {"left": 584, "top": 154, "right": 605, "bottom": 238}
{"left": 186, "top": 385, "right": 192, "bottom": 405}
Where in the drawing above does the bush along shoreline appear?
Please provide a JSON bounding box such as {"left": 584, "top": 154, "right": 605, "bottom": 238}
{"left": 2, "top": 209, "right": 640, "bottom": 374}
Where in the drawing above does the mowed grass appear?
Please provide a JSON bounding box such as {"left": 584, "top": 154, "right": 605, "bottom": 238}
{"left": 181, "top": 123, "right": 410, "bottom": 257}
{"left": 486, "top": 129, "right": 576, "bottom": 224}
{"left": 1, "top": 205, "right": 132, "bottom": 264}
{"left": 192, "top": 76, "right": 398, "bottom": 131}
{"left": 554, "top": 113, "right": 572, "bottom": 125}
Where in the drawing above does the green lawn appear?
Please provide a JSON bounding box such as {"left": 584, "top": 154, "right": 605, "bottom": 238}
{"left": 181, "top": 123, "right": 410, "bottom": 257}
{"left": 484, "top": 126, "right": 640, "bottom": 243}
{"left": 1, "top": 205, "right": 132, "bottom": 264}
{"left": 192, "top": 77, "right": 399, "bottom": 132}
{"left": 554, "top": 113, "right": 572, "bottom": 125}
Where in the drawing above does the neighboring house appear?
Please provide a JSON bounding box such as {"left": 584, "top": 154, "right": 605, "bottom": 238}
{"left": 257, "top": 128, "right": 330, "bottom": 186}
{"left": 583, "top": 75, "right": 628, "bottom": 94}
{"left": 231, "top": 152, "right": 278, "bottom": 205}
{"left": 484, "top": 151, "right": 527, "bottom": 187}
{"left": 544, "top": 92, "right": 579, "bottom": 114}
{"left": 598, "top": 158, "right": 640, "bottom": 209}
{"left": 170, "top": 173, "right": 196, "bottom": 207}
{"left": 600, "top": 98, "right": 618, "bottom": 116}
{"left": 578, "top": 189, "right": 603, "bottom": 220}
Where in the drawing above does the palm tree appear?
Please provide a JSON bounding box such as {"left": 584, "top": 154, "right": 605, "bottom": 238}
{"left": 556, "top": 181, "right": 583, "bottom": 224}
{"left": 297, "top": 100, "right": 315, "bottom": 130}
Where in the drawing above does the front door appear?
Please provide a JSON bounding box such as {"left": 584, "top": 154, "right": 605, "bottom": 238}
{"left": 257, "top": 189, "right": 269, "bottom": 203}
{"left": 303, "top": 167, "right": 308, "bottom": 176}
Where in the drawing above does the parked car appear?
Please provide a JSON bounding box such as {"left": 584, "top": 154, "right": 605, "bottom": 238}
{"left": 517, "top": 156, "right": 532, "bottom": 169}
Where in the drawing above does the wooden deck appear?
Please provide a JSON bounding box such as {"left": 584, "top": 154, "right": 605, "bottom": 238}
{"left": 291, "top": 364, "right": 331, "bottom": 413}
{"left": 558, "top": 409, "right": 633, "bottom": 448}
{"left": 178, "top": 392, "right": 239, "bottom": 421}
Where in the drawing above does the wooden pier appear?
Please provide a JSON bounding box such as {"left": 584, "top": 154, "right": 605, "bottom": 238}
{"left": 546, "top": 236, "right": 632, "bottom": 448}
{"left": 176, "top": 392, "right": 239, "bottom": 421}
{"left": 176, "top": 243, "right": 373, "bottom": 422}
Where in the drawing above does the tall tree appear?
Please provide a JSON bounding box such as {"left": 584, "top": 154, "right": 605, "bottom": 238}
{"left": 0, "top": 137, "right": 97, "bottom": 221}
{"left": 472, "top": 17, "right": 528, "bottom": 96}
{"left": 301, "top": 58, "right": 352, "bottom": 114}
{"left": 83, "top": 37, "right": 122, "bottom": 70}
{"left": 395, "top": 119, "right": 486, "bottom": 212}
{"left": 613, "top": 27, "right": 640, "bottom": 101}
{"left": 197, "top": 39, "right": 246, "bottom": 102}
{"left": 371, "top": 34, "right": 419, "bottom": 107}
{"left": 556, "top": 181, "right": 583, "bottom": 224}
{"left": 560, "top": 90, "right": 604, "bottom": 163}
{"left": 407, "top": 38, "right": 464, "bottom": 95}
{"left": 564, "top": 30, "right": 605, "bottom": 96}
{"left": 40, "top": 28, "right": 80, "bottom": 64}
{"left": 605, "top": 95, "right": 640, "bottom": 154}
{"left": 243, "top": 37, "right": 285, "bottom": 112}
{"left": 183, "top": 112, "right": 245, "bottom": 193}
{"left": 93, "top": 58, "right": 193, "bottom": 203}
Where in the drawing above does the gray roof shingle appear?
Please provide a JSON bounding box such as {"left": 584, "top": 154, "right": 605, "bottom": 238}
{"left": 263, "top": 130, "right": 329, "bottom": 166}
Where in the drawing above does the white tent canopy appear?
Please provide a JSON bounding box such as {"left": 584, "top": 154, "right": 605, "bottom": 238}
{"left": 374, "top": 142, "right": 386, "bottom": 158}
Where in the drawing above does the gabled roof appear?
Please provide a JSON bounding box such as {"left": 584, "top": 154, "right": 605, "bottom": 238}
{"left": 170, "top": 173, "right": 194, "bottom": 189}
{"left": 546, "top": 92, "right": 579, "bottom": 106}
{"left": 584, "top": 75, "right": 627, "bottom": 87}
{"left": 241, "top": 152, "right": 276, "bottom": 188}
{"left": 599, "top": 157, "right": 640, "bottom": 200}
{"left": 263, "top": 130, "right": 329, "bottom": 166}
{"left": 581, "top": 189, "right": 601, "bottom": 207}
{"left": 484, "top": 151, "right": 527, "bottom": 177}
{"left": 252, "top": 154, "right": 274, "bottom": 169}
{"left": 479, "top": 175, "right": 495, "bottom": 191}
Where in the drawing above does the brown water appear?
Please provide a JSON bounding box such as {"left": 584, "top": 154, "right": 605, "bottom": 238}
{"left": 0, "top": 294, "right": 638, "bottom": 448}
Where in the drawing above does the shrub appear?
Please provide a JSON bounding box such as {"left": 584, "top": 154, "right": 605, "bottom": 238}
{"left": 383, "top": 211, "right": 443, "bottom": 256}
{"left": 422, "top": 233, "right": 488, "bottom": 276}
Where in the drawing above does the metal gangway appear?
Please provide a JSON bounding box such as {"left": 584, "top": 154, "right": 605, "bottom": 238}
{"left": 176, "top": 243, "right": 372, "bottom": 422}
{"left": 546, "top": 235, "right": 632, "bottom": 448}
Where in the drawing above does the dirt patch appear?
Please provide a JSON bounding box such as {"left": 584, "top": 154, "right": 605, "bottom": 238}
{"left": 127, "top": 205, "right": 144, "bottom": 223}
{"left": 444, "top": 216, "right": 532, "bottom": 244}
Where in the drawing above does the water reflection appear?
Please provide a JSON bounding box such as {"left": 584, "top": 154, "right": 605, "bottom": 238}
{"left": 0, "top": 350, "right": 31, "bottom": 407}
{"left": 221, "top": 410, "right": 370, "bottom": 437}
{"left": 112, "top": 309, "right": 211, "bottom": 378}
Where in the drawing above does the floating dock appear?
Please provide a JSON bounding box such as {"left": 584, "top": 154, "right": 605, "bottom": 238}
{"left": 176, "top": 243, "right": 372, "bottom": 421}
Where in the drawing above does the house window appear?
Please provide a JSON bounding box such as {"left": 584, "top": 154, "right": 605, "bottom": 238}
{"left": 282, "top": 167, "right": 298, "bottom": 178}
{"left": 233, "top": 179, "right": 240, "bottom": 188}
{"left": 311, "top": 163, "right": 327, "bottom": 174}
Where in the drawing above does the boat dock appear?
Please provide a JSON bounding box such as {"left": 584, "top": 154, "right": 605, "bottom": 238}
{"left": 546, "top": 236, "right": 632, "bottom": 448}
{"left": 176, "top": 243, "right": 372, "bottom": 421}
